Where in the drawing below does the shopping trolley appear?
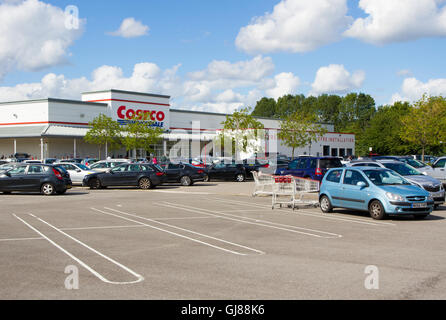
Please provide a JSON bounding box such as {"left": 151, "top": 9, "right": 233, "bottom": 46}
{"left": 272, "top": 176, "right": 320, "bottom": 210}
{"left": 252, "top": 171, "right": 274, "bottom": 196}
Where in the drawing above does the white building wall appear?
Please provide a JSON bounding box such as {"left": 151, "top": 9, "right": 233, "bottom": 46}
{"left": 48, "top": 101, "right": 108, "bottom": 125}
{"left": 0, "top": 100, "right": 49, "bottom": 125}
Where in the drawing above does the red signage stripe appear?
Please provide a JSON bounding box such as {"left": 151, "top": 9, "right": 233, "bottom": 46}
{"left": 86, "top": 99, "right": 170, "bottom": 107}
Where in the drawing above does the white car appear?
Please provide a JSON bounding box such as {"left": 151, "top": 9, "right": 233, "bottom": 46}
{"left": 89, "top": 159, "right": 131, "bottom": 172}
{"left": 56, "top": 162, "right": 97, "bottom": 185}
{"left": 430, "top": 157, "right": 446, "bottom": 185}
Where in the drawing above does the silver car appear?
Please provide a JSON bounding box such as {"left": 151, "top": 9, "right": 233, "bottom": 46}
{"left": 348, "top": 160, "right": 445, "bottom": 208}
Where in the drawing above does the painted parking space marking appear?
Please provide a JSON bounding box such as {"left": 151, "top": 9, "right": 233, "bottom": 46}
{"left": 91, "top": 207, "right": 265, "bottom": 256}
{"left": 0, "top": 237, "right": 44, "bottom": 242}
{"left": 13, "top": 213, "right": 144, "bottom": 285}
{"left": 211, "top": 198, "right": 396, "bottom": 227}
{"left": 160, "top": 202, "right": 342, "bottom": 239}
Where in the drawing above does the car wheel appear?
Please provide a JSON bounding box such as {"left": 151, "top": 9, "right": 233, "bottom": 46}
{"left": 414, "top": 214, "right": 429, "bottom": 220}
{"left": 89, "top": 178, "right": 101, "bottom": 189}
{"left": 203, "top": 174, "right": 210, "bottom": 182}
{"left": 235, "top": 174, "right": 245, "bottom": 182}
{"left": 180, "top": 176, "right": 192, "bottom": 186}
{"left": 319, "top": 195, "right": 333, "bottom": 213}
{"left": 369, "top": 200, "right": 386, "bottom": 220}
{"left": 41, "top": 183, "right": 55, "bottom": 196}
{"left": 139, "top": 177, "right": 152, "bottom": 190}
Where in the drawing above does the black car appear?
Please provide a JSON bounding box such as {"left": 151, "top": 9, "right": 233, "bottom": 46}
{"left": 0, "top": 164, "right": 72, "bottom": 195}
{"left": 163, "top": 162, "right": 207, "bottom": 186}
{"left": 83, "top": 163, "right": 166, "bottom": 189}
{"left": 240, "top": 159, "right": 268, "bottom": 178}
{"left": 207, "top": 162, "right": 247, "bottom": 182}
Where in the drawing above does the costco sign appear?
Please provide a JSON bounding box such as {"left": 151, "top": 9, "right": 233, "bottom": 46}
{"left": 115, "top": 104, "right": 168, "bottom": 128}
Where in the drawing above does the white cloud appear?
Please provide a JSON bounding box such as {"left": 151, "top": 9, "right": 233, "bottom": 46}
{"left": 310, "top": 64, "right": 365, "bottom": 95}
{"left": 264, "top": 72, "right": 300, "bottom": 99}
{"left": 235, "top": 0, "right": 352, "bottom": 54}
{"left": 0, "top": 0, "right": 84, "bottom": 79}
{"left": 108, "top": 17, "right": 149, "bottom": 38}
{"left": 0, "top": 56, "right": 303, "bottom": 114}
{"left": 391, "top": 77, "right": 446, "bottom": 103}
{"left": 344, "top": 0, "right": 446, "bottom": 44}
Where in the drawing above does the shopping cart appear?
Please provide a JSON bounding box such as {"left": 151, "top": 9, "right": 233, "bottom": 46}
{"left": 272, "top": 176, "right": 320, "bottom": 210}
{"left": 252, "top": 171, "right": 274, "bottom": 196}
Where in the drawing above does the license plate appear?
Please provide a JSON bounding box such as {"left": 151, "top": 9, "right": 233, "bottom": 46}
{"left": 412, "top": 202, "right": 427, "bottom": 208}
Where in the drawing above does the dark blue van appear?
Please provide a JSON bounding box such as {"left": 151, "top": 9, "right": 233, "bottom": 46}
{"left": 276, "top": 156, "right": 343, "bottom": 181}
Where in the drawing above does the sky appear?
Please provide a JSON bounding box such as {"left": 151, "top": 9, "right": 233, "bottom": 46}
{"left": 0, "top": 0, "right": 446, "bottom": 113}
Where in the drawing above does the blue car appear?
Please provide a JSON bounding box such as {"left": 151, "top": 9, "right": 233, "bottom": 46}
{"left": 276, "top": 156, "right": 343, "bottom": 182}
{"left": 319, "top": 167, "right": 434, "bottom": 220}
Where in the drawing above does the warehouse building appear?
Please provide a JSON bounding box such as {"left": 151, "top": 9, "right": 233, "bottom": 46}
{"left": 0, "top": 89, "right": 355, "bottom": 160}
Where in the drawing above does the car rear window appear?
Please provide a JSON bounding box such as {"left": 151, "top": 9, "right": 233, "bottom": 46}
{"left": 319, "top": 158, "right": 343, "bottom": 169}
{"left": 325, "top": 169, "right": 343, "bottom": 183}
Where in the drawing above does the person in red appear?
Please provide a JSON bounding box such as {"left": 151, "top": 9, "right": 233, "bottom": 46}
{"left": 152, "top": 156, "right": 158, "bottom": 164}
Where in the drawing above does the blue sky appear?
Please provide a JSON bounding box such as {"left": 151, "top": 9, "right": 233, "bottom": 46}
{"left": 1, "top": 0, "right": 446, "bottom": 112}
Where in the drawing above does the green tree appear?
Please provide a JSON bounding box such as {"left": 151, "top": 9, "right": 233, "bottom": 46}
{"left": 121, "top": 118, "right": 164, "bottom": 157}
{"left": 251, "top": 97, "right": 277, "bottom": 118}
{"left": 278, "top": 111, "right": 328, "bottom": 159}
{"left": 216, "top": 107, "right": 265, "bottom": 158}
{"left": 400, "top": 95, "right": 446, "bottom": 161}
{"left": 362, "top": 101, "right": 413, "bottom": 155}
{"left": 84, "top": 114, "right": 122, "bottom": 159}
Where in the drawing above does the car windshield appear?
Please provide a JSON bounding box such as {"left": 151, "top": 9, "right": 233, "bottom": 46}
{"left": 382, "top": 162, "right": 422, "bottom": 176}
{"left": 401, "top": 158, "right": 426, "bottom": 168}
{"left": 363, "top": 169, "right": 410, "bottom": 186}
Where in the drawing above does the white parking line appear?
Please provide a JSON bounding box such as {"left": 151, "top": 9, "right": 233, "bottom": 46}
{"left": 13, "top": 213, "right": 144, "bottom": 285}
{"left": 160, "top": 202, "right": 342, "bottom": 239}
{"left": 92, "top": 207, "right": 265, "bottom": 256}
{"left": 212, "top": 198, "right": 396, "bottom": 227}
{"left": 0, "top": 237, "right": 44, "bottom": 242}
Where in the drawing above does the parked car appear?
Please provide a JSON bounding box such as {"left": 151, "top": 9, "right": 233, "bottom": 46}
{"left": 372, "top": 156, "right": 432, "bottom": 173}
{"left": 277, "top": 156, "right": 343, "bottom": 182}
{"left": 413, "top": 155, "right": 437, "bottom": 164}
{"left": 81, "top": 158, "right": 99, "bottom": 167}
{"left": 43, "top": 158, "right": 59, "bottom": 165}
{"left": 23, "top": 160, "right": 43, "bottom": 164}
{"left": 430, "top": 156, "right": 446, "bottom": 185}
{"left": 0, "top": 164, "right": 72, "bottom": 195}
{"left": 0, "top": 163, "right": 20, "bottom": 173}
{"left": 89, "top": 159, "right": 132, "bottom": 172}
{"left": 163, "top": 162, "right": 207, "bottom": 186}
{"left": 56, "top": 162, "right": 97, "bottom": 185}
{"left": 206, "top": 162, "right": 247, "bottom": 182}
{"left": 319, "top": 167, "right": 434, "bottom": 220}
{"left": 348, "top": 160, "right": 445, "bottom": 208}
{"left": 83, "top": 163, "right": 166, "bottom": 189}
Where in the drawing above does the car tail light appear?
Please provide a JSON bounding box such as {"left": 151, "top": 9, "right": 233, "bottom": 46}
{"left": 197, "top": 170, "right": 204, "bottom": 174}
{"left": 315, "top": 168, "right": 323, "bottom": 176}
{"left": 52, "top": 168, "right": 63, "bottom": 180}
{"left": 156, "top": 172, "right": 165, "bottom": 176}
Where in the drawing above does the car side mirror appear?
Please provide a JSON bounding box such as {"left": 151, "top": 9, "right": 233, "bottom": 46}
{"left": 76, "top": 169, "right": 81, "bottom": 173}
{"left": 357, "top": 181, "right": 367, "bottom": 188}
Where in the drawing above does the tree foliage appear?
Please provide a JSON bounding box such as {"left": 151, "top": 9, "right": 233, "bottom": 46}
{"left": 84, "top": 114, "right": 122, "bottom": 158}
{"left": 278, "top": 111, "right": 328, "bottom": 159}
{"left": 399, "top": 95, "right": 446, "bottom": 161}
{"left": 121, "top": 119, "right": 164, "bottom": 154}
{"left": 216, "top": 107, "right": 265, "bottom": 158}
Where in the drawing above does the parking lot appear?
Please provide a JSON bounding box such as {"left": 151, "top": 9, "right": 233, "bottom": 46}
{"left": 1, "top": 181, "right": 446, "bottom": 300}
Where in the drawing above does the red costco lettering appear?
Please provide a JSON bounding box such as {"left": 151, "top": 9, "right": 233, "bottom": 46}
{"left": 116, "top": 106, "right": 165, "bottom": 122}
